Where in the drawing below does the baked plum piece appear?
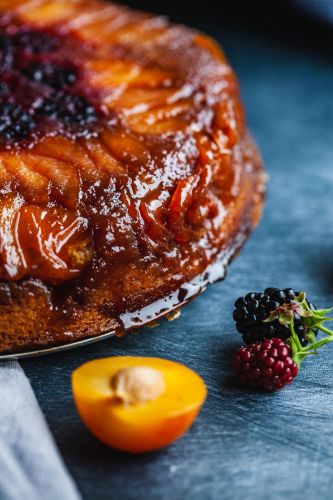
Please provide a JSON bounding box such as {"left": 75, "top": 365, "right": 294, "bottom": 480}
{"left": 0, "top": 0, "right": 265, "bottom": 353}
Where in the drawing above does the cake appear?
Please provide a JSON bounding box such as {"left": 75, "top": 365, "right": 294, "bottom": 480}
{"left": 0, "top": 0, "right": 265, "bottom": 353}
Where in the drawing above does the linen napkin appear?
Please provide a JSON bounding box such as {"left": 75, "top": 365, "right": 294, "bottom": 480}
{"left": 0, "top": 361, "right": 81, "bottom": 500}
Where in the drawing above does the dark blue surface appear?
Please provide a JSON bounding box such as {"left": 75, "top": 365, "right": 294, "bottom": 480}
{"left": 22, "top": 3, "right": 333, "bottom": 499}
{"left": 293, "top": 0, "right": 333, "bottom": 25}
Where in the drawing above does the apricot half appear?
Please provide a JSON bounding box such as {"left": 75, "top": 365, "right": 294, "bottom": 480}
{"left": 72, "top": 356, "right": 207, "bottom": 453}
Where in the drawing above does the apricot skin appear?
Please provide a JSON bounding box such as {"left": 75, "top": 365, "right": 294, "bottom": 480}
{"left": 72, "top": 356, "right": 207, "bottom": 453}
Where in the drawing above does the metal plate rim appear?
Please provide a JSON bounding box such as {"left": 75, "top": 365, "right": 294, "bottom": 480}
{"left": 0, "top": 235, "right": 246, "bottom": 361}
{"left": 0, "top": 330, "right": 118, "bottom": 360}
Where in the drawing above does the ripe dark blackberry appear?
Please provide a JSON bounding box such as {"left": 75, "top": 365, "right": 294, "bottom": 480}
{"left": 13, "top": 30, "right": 59, "bottom": 54}
{"left": 37, "top": 92, "right": 97, "bottom": 136}
{"left": 0, "top": 34, "right": 13, "bottom": 70}
{"left": 233, "top": 287, "right": 317, "bottom": 346}
{"left": 0, "top": 82, "right": 9, "bottom": 94}
{"left": 0, "top": 102, "right": 36, "bottom": 142}
{"left": 233, "top": 338, "right": 298, "bottom": 391}
{"left": 23, "top": 62, "right": 77, "bottom": 89}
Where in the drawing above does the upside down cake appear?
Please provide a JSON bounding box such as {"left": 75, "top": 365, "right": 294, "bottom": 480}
{"left": 0, "top": 0, "right": 265, "bottom": 353}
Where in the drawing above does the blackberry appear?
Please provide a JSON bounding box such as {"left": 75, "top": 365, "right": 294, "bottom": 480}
{"left": 0, "top": 102, "right": 36, "bottom": 141}
{"left": 23, "top": 62, "right": 77, "bottom": 89}
{"left": 0, "top": 34, "right": 13, "bottom": 70}
{"left": 14, "top": 30, "right": 59, "bottom": 54}
{"left": 233, "top": 338, "right": 298, "bottom": 391}
{"left": 0, "top": 82, "right": 9, "bottom": 94}
{"left": 233, "top": 287, "right": 317, "bottom": 346}
{"left": 38, "top": 92, "right": 97, "bottom": 133}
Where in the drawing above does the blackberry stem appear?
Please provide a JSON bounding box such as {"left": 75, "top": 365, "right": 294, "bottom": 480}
{"left": 303, "top": 334, "right": 333, "bottom": 352}
{"left": 317, "top": 325, "right": 333, "bottom": 336}
{"left": 289, "top": 320, "right": 311, "bottom": 368}
{"left": 268, "top": 291, "right": 333, "bottom": 367}
{"left": 289, "top": 317, "right": 333, "bottom": 368}
{"left": 290, "top": 320, "right": 303, "bottom": 352}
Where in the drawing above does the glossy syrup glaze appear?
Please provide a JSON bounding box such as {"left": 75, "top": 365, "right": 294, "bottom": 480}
{"left": 0, "top": 0, "right": 265, "bottom": 352}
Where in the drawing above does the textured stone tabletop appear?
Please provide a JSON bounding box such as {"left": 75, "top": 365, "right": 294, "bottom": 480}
{"left": 22, "top": 2, "right": 333, "bottom": 499}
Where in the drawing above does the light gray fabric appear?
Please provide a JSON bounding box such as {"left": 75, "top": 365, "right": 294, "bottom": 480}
{"left": 0, "top": 361, "right": 81, "bottom": 500}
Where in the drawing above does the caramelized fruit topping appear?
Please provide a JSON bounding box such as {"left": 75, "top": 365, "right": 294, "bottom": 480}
{"left": 23, "top": 61, "right": 77, "bottom": 89}
{"left": 0, "top": 19, "right": 101, "bottom": 147}
{"left": 0, "top": 34, "right": 13, "bottom": 70}
{"left": 0, "top": 102, "right": 35, "bottom": 141}
{"left": 13, "top": 29, "right": 59, "bottom": 54}
{"left": 0, "top": 5, "right": 259, "bottom": 292}
{"left": 0, "top": 194, "right": 93, "bottom": 284}
{"left": 37, "top": 92, "right": 97, "bottom": 130}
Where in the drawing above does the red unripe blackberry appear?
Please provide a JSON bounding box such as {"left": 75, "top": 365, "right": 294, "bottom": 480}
{"left": 233, "top": 287, "right": 317, "bottom": 345}
{"left": 233, "top": 338, "right": 299, "bottom": 391}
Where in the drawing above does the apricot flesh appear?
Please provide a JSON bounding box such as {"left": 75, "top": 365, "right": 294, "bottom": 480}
{"left": 72, "top": 356, "right": 207, "bottom": 453}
